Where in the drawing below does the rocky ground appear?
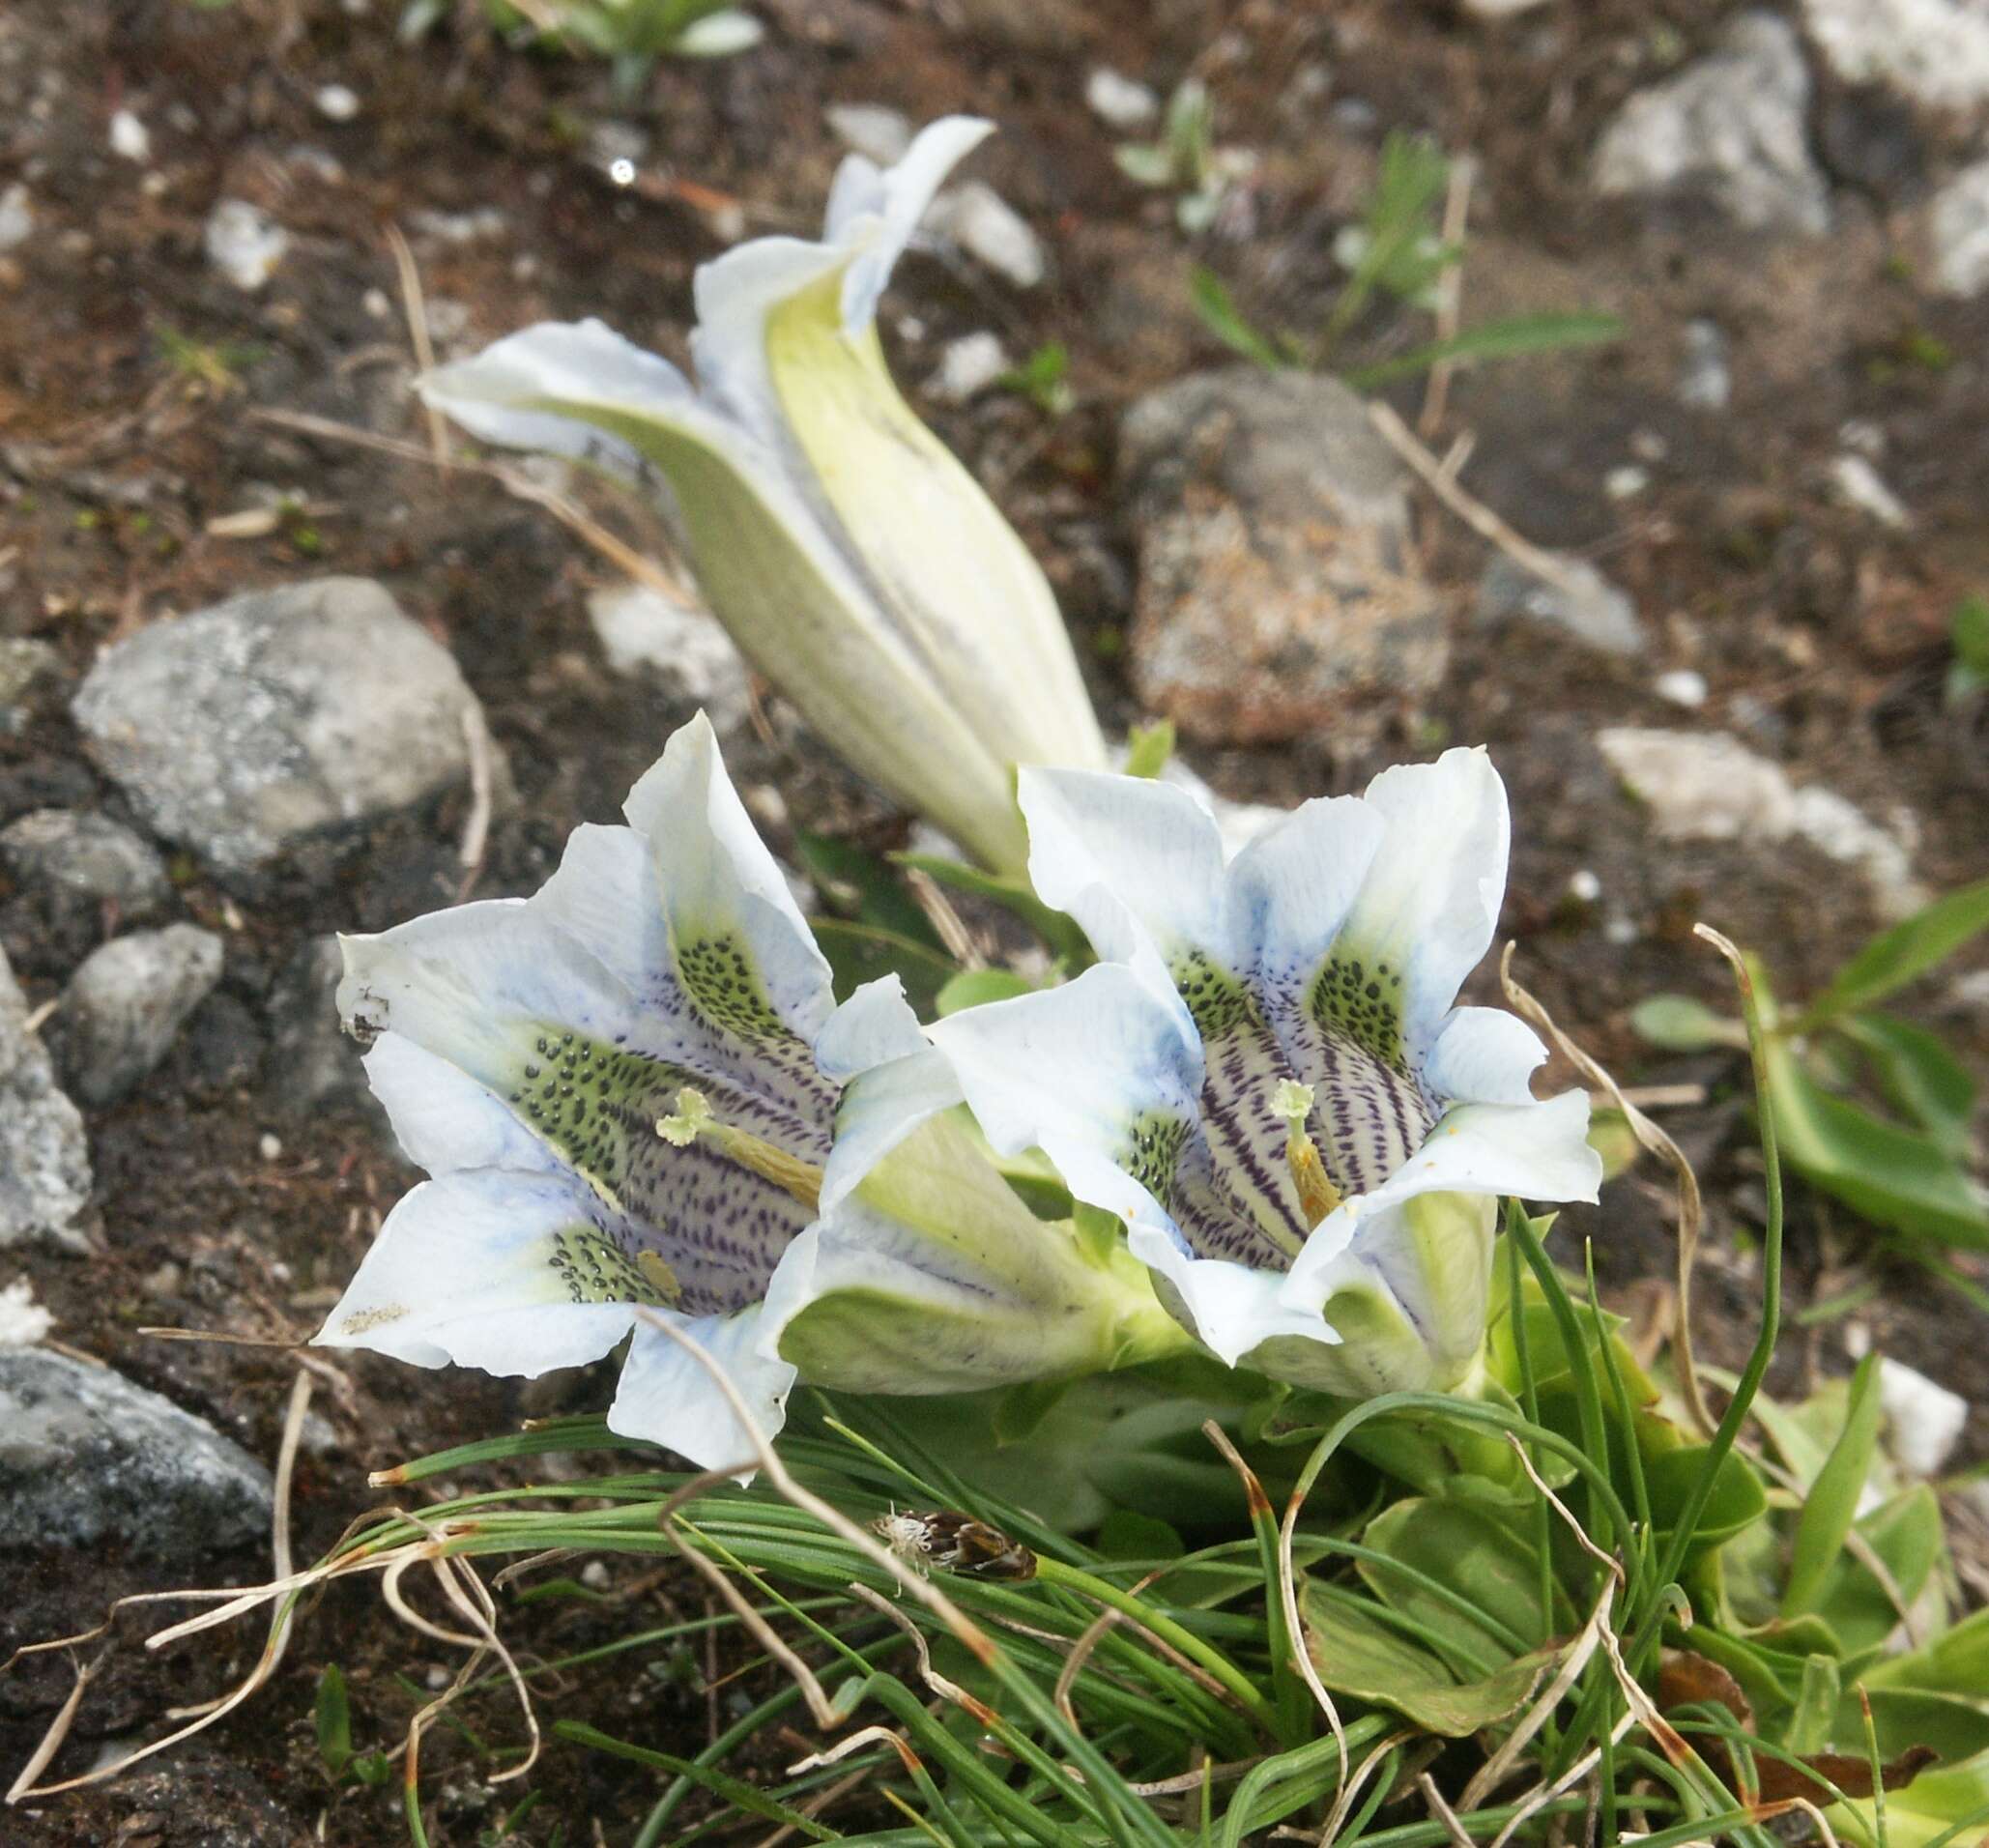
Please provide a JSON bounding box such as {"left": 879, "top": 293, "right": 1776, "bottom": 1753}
{"left": 2, "top": 0, "right": 1986, "bottom": 1841}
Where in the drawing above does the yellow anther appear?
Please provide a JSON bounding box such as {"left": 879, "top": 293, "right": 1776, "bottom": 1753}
{"left": 1273, "top": 1078, "right": 1344, "bottom": 1229}
{"left": 637, "top": 1251, "right": 685, "bottom": 1305}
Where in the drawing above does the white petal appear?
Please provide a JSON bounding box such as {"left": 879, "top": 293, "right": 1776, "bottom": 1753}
{"left": 1225, "top": 794, "right": 1384, "bottom": 1013}
{"left": 532, "top": 822, "right": 673, "bottom": 1010}
{"left": 624, "top": 713, "right": 835, "bottom": 1046}
{"left": 1127, "top": 1221, "right": 1338, "bottom": 1370}
{"left": 1339, "top": 748, "right": 1512, "bottom": 1062}
{"left": 930, "top": 964, "right": 1201, "bottom": 1237}
{"left": 314, "top": 1169, "right": 637, "bottom": 1373}
{"left": 833, "top": 116, "right": 994, "bottom": 332}
{"left": 610, "top": 1305, "right": 794, "bottom": 1475}
{"left": 1423, "top": 1006, "right": 1548, "bottom": 1107}
{"left": 419, "top": 318, "right": 710, "bottom": 482}
{"left": 360, "top": 1033, "right": 558, "bottom": 1177}
{"left": 821, "top": 1044, "right": 962, "bottom": 1213}
{"left": 813, "top": 974, "right": 928, "bottom": 1080}
{"left": 1019, "top": 766, "right": 1226, "bottom": 978}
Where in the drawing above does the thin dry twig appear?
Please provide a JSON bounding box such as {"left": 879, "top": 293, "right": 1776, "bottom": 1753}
{"left": 1417, "top": 1770, "right": 1477, "bottom": 1847}
{"left": 456, "top": 704, "right": 495, "bottom": 893}
{"left": 1054, "top": 1571, "right": 1163, "bottom": 1728}
{"left": 1418, "top": 153, "right": 1477, "bottom": 438}
{"left": 384, "top": 221, "right": 448, "bottom": 474}
{"left": 1369, "top": 400, "right": 1592, "bottom": 600}
{"left": 1500, "top": 943, "right": 1715, "bottom": 1440}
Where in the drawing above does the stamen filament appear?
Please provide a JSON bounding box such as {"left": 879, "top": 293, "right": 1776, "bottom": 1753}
{"left": 656, "top": 1087, "right": 823, "bottom": 1210}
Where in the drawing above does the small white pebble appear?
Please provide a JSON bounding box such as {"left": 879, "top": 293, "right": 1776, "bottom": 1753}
{"left": 425, "top": 1664, "right": 450, "bottom": 1690}
{"left": 896, "top": 314, "right": 926, "bottom": 343}
{"left": 362, "top": 286, "right": 390, "bottom": 319}
{"left": 1838, "top": 418, "right": 1885, "bottom": 458}
{"left": 1568, "top": 868, "right": 1602, "bottom": 903}
{"left": 108, "top": 108, "right": 151, "bottom": 163}
{"left": 930, "top": 331, "right": 1010, "bottom": 403}
{"left": 314, "top": 84, "right": 360, "bottom": 123}
{"left": 1654, "top": 669, "right": 1709, "bottom": 708}
{"left": 1086, "top": 67, "right": 1160, "bottom": 129}
{"left": 1629, "top": 428, "right": 1669, "bottom": 463}
{"left": 1830, "top": 454, "right": 1910, "bottom": 528}
{"left": 1604, "top": 915, "right": 1638, "bottom": 945}
{"left": 259, "top": 1132, "right": 283, "bottom": 1162}
{"left": 580, "top": 1560, "right": 612, "bottom": 1591}
{"left": 1878, "top": 1358, "right": 1969, "bottom": 1478}
{"left": 1605, "top": 465, "right": 1650, "bottom": 500}
{"left": 0, "top": 1279, "right": 53, "bottom": 1349}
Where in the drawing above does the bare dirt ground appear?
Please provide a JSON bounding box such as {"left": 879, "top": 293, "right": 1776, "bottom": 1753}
{"left": 2, "top": 1, "right": 1984, "bottom": 1841}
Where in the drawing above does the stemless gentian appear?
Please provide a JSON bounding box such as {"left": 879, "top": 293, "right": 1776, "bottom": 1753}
{"left": 928, "top": 749, "right": 1604, "bottom": 1399}
{"left": 418, "top": 117, "right": 1106, "bottom": 875}
{"left": 315, "top": 716, "right": 1181, "bottom": 1471}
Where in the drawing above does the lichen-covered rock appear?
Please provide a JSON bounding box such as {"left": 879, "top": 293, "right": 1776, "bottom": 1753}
{"left": 1118, "top": 367, "right": 1445, "bottom": 746}
{"left": 0, "top": 948, "right": 92, "bottom": 1250}
{"left": 0, "top": 1347, "right": 273, "bottom": 1555}
{"left": 1592, "top": 14, "right": 1830, "bottom": 236}
{"left": 0, "top": 808, "right": 171, "bottom": 917}
{"left": 56, "top": 923, "right": 225, "bottom": 1107}
{"left": 1803, "top": 0, "right": 1989, "bottom": 114}
{"left": 72, "top": 577, "right": 486, "bottom": 892}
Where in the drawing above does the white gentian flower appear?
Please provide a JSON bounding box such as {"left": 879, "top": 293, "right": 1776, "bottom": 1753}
{"left": 928, "top": 749, "right": 1603, "bottom": 1399}
{"left": 418, "top": 117, "right": 1106, "bottom": 875}
{"left": 316, "top": 715, "right": 1175, "bottom": 1470}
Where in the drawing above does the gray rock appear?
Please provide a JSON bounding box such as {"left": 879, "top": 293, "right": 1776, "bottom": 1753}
{"left": 0, "top": 182, "right": 31, "bottom": 254}
{"left": 1478, "top": 554, "right": 1647, "bottom": 656}
{"left": 57, "top": 924, "right": 224, "bottom": 1106}
{"left": 72, "top": 577, "right": 486, "bottom": 892}
{"left": 0, "top": 949, "right": 92, "bottom": 1251}
{"left": 0, "top": 637, "right": 61, "bottom": 736}
{"left": 0, "top": 1348, "right": 273, "bottom": 1555}
{"left": 825, "top": 102, "right": 913, "bottom": 165}
{"left": 1930, "top": 159, "right": 1989, "bottom": 298}
{"left": 0, "top": 809, "right": 170, "bottom": 917}
{"left": 1118, "top": 367, "right": 1446, "bottom": 746}
{"left": 1592, "top": 14, "right": 1830, "bottom": 236}
{"left": 1804, "top": 0, "right": 1989, "bottom": 113}
{"left": 265, "top": 936, "right": 381, "bottom": 1122}
{"left": 586, "top": 583, "right": 755, "bottom": 733}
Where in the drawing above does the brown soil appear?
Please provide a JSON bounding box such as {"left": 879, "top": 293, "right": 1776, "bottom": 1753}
{"left": 2, "top": 1, "right": 1984, "bottom": 1841}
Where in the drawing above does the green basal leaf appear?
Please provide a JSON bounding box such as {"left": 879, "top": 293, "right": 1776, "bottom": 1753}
{"left": 1869, "top": 1606, "right": 1989, "bottom": 1699}
{"left": 1358, "top": 1498, "right": 1556, "bottom": 1657}
{"left": 796, "top": 830, "right": 945, "bottom": 949}
{"left": 1837, "top": 1011, "right": 1979, "bottom": 1160}
{"left": 1094, "top": 1508, "right": 1187, "bottom": 1562}
{"left": 936, "top": 967, "right": 1037, "bottom": 1016}
{"left": 314, "top": 1664, "right": 353, "bottom": 1777}
{"left": 1801, "top": 878, "right": 1989, "bottom": 1029}
{"left": 992, "top": 1376, "right": 1070, "bottom": 1444}
{"left": 1787, "top": 1653, "right": 1844, "bottom": 1755}
{"left": 1630, "top": 992, "right": 1749, "bottom": 1052}
{"left": 1830, "top": 1747, "right": 1989, "bottom": 1848}
{"left": 1765, "top": 1033, "right": 1989, "bottom": 1250}
{"left": 1300, "top": 1582, "right": 1553, "bottom": 1739}
{"left": 1782, "top": 1353, "right": 1884, "bottom": 1620}
{"left": 1808, "top": 1486, "right": 1946, "bottom": 1659}
{"left": 809, "top": 917, "right": 958, "bottom": 1014}
{"left": 894, "top": 852, "right": 1094, "bottom": 967}
{"left": 1831, "top": 1689, "right": 1989, "bottom": 1765}
{"left": 1644, "top": 1442, "right": 1769, "bottom": 1563}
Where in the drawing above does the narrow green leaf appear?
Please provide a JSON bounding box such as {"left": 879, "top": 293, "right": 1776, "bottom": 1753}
{"left": 1766, "top": 1037, "right": 1989, "bottom": 1250}
{"left": 1837, "top": 1012, "right": 1978, "bottom": 1159}
{"left": 1344, "top": 310, "right": 1623, "bottom": 389}
{"left": 1189, "top": 267, "right": 1291, "bottom": 371}
{"left": 1783, "top": 1354, "right": 1884, "bottom": 1619}
{"left": 314, "top": 1664, "right": 353, "bottom": 1777}
{"left": 556, "top": 1721, "right": 844, "bottom": 1839}
{"left": 1630, "top": 993, "right": 1749, "bottom": 1052}
{"left": 1802, "top": 880, "right": 1989, "bottom": 1028}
